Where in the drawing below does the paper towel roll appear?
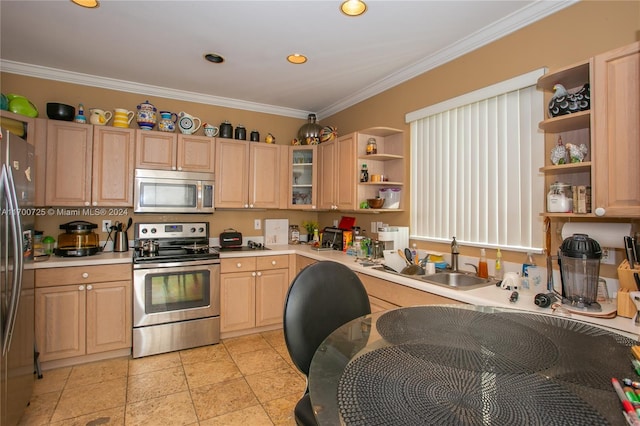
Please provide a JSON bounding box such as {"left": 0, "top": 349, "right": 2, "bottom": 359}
{"left": 561, "top": 222, "right": 632, "bottom": 248}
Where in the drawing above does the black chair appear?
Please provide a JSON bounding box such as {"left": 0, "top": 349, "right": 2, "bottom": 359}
{"left": 283, "top": 261, "right": 371, "bottom": 425}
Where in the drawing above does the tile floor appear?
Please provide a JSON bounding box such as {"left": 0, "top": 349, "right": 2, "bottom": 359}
{"left": 19, "top": 330, "right": 305, "bottom": 425}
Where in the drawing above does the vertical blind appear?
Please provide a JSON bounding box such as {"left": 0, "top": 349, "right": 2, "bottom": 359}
{"left": 406, "top": 69, "right": 545, "bottom": 252}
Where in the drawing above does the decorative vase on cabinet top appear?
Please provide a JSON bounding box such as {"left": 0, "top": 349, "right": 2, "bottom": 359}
{"left": 89, "top": 108, "right": 112, "bottom": 125}
{"left": 158, "top": 111, "right": 178, "bottom": 132}
{"left": 178, "top": 111, "right": 202, "bottom": 135}
{"left": 136, "top": 100, "right": 157, "bottom": 130}
{"left": 297, "top": 113, "right": 322, "bottom": 144}
{"left": 113, "top": 108, "right": 135, "bottom": 128}
{"left": 219, "top": 121, "right": 233, "bottom": 138}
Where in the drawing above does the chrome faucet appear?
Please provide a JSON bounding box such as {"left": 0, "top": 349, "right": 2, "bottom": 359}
{"left": 451, "top": 236, "right": 459, "bottom": 272}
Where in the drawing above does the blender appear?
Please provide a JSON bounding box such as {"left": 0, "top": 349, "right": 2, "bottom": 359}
{"left": 558, "top": 233, "right": 603, "bottom": 312}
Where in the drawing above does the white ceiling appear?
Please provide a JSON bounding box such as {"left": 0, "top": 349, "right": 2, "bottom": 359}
{"left": 0, "top": 0, "right": 575, "bottom": 119}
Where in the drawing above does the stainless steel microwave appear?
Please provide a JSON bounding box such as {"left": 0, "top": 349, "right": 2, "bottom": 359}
{"left": 134, "top": 169, "right": 214, "bottom": 213}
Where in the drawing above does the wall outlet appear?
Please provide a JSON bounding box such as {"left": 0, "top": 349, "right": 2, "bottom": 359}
{"left": 102, "top": 220, "right": 112, "bottom": 233}
{"left": 254, "top": 219, "right": 261, "bottom": 230}
{"left": 601, "top": 247, "right": 616, "bottom": 265}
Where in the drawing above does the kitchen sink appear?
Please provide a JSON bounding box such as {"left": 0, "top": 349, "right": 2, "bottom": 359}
{"left": 371, "top": 266, "right": 496, "bottom": 290}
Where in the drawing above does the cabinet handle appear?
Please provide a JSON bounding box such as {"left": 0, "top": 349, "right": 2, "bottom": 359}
{"left": 82, "top": 272, "right": 89, "bottom": 278}
{"left": 594, "top": 207, "right": 606, "bottom": 217}
{"left": 236, "top": 263, "right": 242, "bottom": 268}
{"left": 252, "top": 272, "right": 257, "bottom": 277}
{"left": 92, "top": 201, "right": 97, "bottom": 206}
{"left": 271, "top": 260, "right": 276, "bottom": 266}
{"left": 172, "top": 166, "right": 177, "bottom": 170}
{"left": 249, "top": 204, "right": 254, "bottom": 208}
{"left": 78, "top": 285, "right": 84, "bottom": 291}
{"left": 312, "top": 205, "right": 316, "bottom": 209}
{"left": 244, "top": 204, "right": 249, "bottom": 208}
{"left": 87, "top": 285, "right": 92, "bottom": 290}
{"left": 177, "top": 166, "right": 182, "bottom": 171}
{"left": 257, "top": 271, "right": 262, "bottom": 277}
{"left": 84, "top": 201, "right": 90, "bottom": 206}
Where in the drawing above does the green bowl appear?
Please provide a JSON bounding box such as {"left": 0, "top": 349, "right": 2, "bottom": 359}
{"left": 7, "top": 94, "right": 38, "bottom": 117}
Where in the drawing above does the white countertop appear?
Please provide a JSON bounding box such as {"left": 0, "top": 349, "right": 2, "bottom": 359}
{"left": 31, "top": 244, "right": 640, "bottom": 338}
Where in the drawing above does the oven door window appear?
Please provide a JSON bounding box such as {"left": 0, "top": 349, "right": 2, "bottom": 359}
{"left": 140, "top": 182, "right": 197, "bottom": 208}
{"left": 145, "top": 269, "right": 210, "bottom": 313}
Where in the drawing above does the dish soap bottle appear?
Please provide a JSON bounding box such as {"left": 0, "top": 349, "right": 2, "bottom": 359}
{"left": 521, "top": 252, "right": 536, "bottom": 291}
{"left": 495, "top": 248, "right": 504, "bottom": 280}
{"left": 478, "top": 248, "right": 489, "bottom": 278}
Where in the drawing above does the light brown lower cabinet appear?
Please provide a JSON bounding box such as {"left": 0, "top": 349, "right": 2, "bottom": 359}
{"left": 35, "top": 264, "right": 132, "bottom": 363}
{"left": 356, "top": 272, "right": 464, "bottom": 312}
{"left": 220, "top": 255, "right": 290, "bottom": 335}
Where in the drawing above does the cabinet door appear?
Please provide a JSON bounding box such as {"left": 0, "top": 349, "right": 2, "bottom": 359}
{"left": 593, "top": 41, "right": 640, "bottom": 217}
{"left": 288, "top": 146, "right": 317, "bottom": 209}
{"left": 92, "top": 126, "right": 135, "bottom": 206}
{"left": 335, "top": 134, "right": 357, "bottom": 210}
{"left": 177, "top": 134, "right": 215, "bottom": 172}
{"left": 215, "top": 139, "right": 249, "bottom": 208}
{"left": 36, "top": 285, "right": 86, "bottom": 361}
{"left": 135, "top": 130, "right": 177, "bottom": 170}
{"left": 295, "top": 255, "right": 317, "bottom": 275}
{"left": 255, "top": 268, "right": 289, "bottom": 327}
{"left": 45, "top": 121, "right": 93, "bottom": 206}
{"left": 249, "top": 143, "right": 280, "bottom": 208}
{"left": 86, "top": 280, "right": 132, "bottom": 354}
{"left": 220, "top": 272, "right": 255, "bottom": 332}
{"left": 318, "top": 140, "right": 337, "bottom": 209}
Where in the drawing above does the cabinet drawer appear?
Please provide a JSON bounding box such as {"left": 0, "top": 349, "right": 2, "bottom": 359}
{"left": 221, "top": 257, "right": 257, "bottom": 273}
{"left": 36, "top": 263, "right": 131, "bottom": 287}
{"left": 256, "top": 255, "right": 289, "bottom": 271}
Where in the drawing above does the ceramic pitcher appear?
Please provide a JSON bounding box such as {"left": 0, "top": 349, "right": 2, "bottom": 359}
{"left": 89, "top": 108, "right": 112, "bottom": 126}
{"left": 178, "top": 111, "right": 202, "bottom": 135}
{"left": 112, "top": 108, "right": 135, "bottom": 128}
{"left": 158, "top": 111, "right": 178, "bottom": 132}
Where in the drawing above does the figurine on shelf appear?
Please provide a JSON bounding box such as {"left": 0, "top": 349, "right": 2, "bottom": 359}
{"left": 565, "top": 143, "right": 588, "bottom": 163}
{"left": 548, "top": 83, "right": 590, "bottom": 117}
{"left": 550, "top": 136, "right": 567, "bottom": 165}
{"left": 74, "top": 103, "right": 86, "bottom": 123}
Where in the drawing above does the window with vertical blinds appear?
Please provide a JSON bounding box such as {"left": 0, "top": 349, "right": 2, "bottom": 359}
{"left": 406, "top": 69, "right": 545, "bottom": 252}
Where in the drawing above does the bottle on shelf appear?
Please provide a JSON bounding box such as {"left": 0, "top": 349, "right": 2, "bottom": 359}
{"left": 360, "top": 164, "right": 369, "bottom": 182}
{"left": 478, "top": 248, "right": 489, "bottom": 278}
{"left": 495, "top": 248, "right": 504, "bottom": 280}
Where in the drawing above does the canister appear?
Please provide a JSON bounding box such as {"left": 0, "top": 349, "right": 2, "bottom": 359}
{"left": 547, "top": 182, "right": 572, "bottom": 213}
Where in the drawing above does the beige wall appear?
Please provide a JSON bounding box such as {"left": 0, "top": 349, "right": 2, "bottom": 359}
{"left": 1, "top": 1, "right": 639, "bottom": 266}
{"left": 322, "top": 0, "right": 640, "bottom": 266}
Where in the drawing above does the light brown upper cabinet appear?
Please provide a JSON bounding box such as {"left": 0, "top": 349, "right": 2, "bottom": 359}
{"left": 135, "top": 131, "right": 215, "bottom": 172}
{"left": 318, "top": 135, "right": 357, "bottom": 211}
{"left": 45, "top": 122, "right": 135, "bottom": 207}
{"left": 215, "top": 139, "right": 281, "bottom": 209}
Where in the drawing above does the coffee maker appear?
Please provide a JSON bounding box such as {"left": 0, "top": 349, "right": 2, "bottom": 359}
{"left": 558, "top": 233, "right": 603, "bottom": 312}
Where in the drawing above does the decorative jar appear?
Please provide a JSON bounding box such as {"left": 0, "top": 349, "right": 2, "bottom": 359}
{"left": 158, "top": 111, "right": 177, "bottom": 132}
{"left": 136, "top": 100, "right": 157, "bottom": 130}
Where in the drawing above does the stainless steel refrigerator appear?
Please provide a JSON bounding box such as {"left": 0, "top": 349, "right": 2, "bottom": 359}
{"left": 0, "top": 128, "right": 35, "bottom": 425}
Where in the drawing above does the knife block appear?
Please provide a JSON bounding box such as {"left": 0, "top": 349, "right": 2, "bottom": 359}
{"left": 616, "top": 260, "right": 640, "bottom": 318}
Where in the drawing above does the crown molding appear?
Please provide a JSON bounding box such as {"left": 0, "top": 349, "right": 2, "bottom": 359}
{"left": 0, "top": 60, "right": 312, "bottom": 120}
{"left": 317, "top": 0, "right": 578, "bottom": 118}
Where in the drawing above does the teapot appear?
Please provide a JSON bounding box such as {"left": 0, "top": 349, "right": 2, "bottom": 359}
{"left": 178, "top": 111, "right": 202, "bottom": 135}
{"left": 89, "top": 108, "right": 112, "bottom": 126}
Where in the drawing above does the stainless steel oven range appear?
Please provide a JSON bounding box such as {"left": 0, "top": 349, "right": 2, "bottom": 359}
{"left": 132, "top": 222, "right": 220, "bottom": 358}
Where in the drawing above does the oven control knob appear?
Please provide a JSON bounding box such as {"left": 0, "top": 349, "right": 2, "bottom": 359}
{"left": 199, "top": 227, "right": 204, "bottom": 233}
{"left": 190, "top": 227, "right": 196, "bottom": 233}
{"left": 150, "top": 228, "right": 157, "bottom": 233}
{"left": 141, "top": 229, "right": 148, "bottom": 234}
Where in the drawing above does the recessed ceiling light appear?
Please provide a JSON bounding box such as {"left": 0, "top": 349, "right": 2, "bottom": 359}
{"left": 287, "top": 54, "right": 307, "bottom": 64}
{"left": 204, "top": 53, "right": 224, "bottom": 64}
{"left": 71, "top": 0, "right": 100, "bottom": 8}
{"left": 340, "top": 0, "right": 367, "bottom": 17}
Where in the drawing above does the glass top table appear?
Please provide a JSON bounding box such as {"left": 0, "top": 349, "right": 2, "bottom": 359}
{"left": 309, "top": 305, "right": 638, "bottom": 425}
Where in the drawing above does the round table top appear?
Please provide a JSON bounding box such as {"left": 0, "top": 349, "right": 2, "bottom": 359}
{"left": 309, "top": 305, "right": 638, "bottom": 425}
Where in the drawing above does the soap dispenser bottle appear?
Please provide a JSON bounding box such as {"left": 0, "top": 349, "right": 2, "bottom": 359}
{"left": 495, "top": 248, "right": 504, "bottom": 280}
{"left": 478, "top": 248, "right": 489, "bottom": 278}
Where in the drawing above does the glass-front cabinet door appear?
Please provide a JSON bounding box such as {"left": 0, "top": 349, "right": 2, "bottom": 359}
{"left": 288, "top": 146, "right": 317, "bottom": 209}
